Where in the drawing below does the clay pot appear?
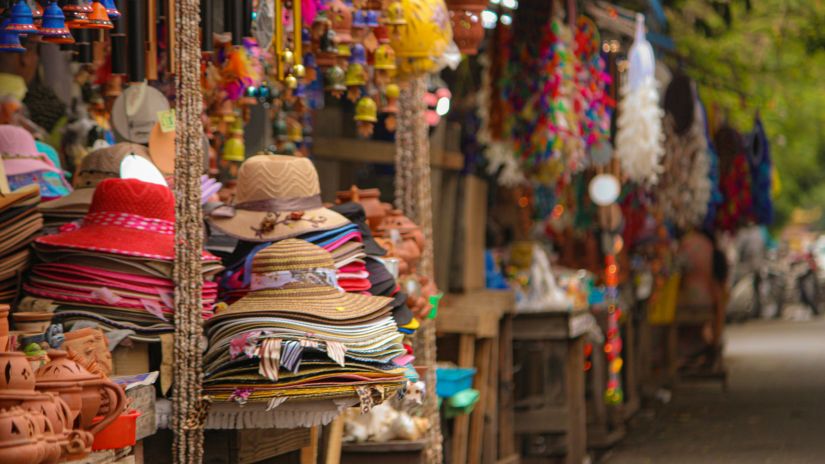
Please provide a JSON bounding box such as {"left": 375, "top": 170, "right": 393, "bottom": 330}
{"left": 336, "top": 186, "right": 386, "bottom": 229}
{"left": 0, "top": 351, "right": 36, "bottom": 392}
{"left": 29, "top": 411, "right": 60, "bottom": 464}
{"left": 0, "top": 407, "right": 44, "bottom": 464}
{"left": 448, "top": 6, "right": 485, "bottom": 55}
{"left": 35, "top": 351, "right": 126, "bottom": 434}
{"left": 12, "top": 313, "right": 53, "bottom": 334}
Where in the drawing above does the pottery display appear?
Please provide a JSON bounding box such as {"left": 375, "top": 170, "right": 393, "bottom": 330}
{"left": 0, "top": 351, "right": 36, "bottom": 392}
{"left": 336, "top": 186, "right": 387, "bottom": 229}
{"left": 12, "top": 313, "right": 53, "bottom": 334}
{"left": 375, "top": 209, "right": 426, "bottom": 274}
{"left": 35, "top": 350, "right": 126, "bottom": 434}
{"left": 0, "top": 407, "right": 44, "bottom": 464}
{"left": 62, "top": 328, "right": 113, "bottom": 376}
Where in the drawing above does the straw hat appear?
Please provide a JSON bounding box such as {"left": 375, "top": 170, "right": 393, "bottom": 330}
{"left": 40, "top": 143, "right": 152, "bottom": 213}
{"left": 208, "top": 154, "right": 348, "bottom": 242}
{"left": 37, "top": 178, "right": 218, "bottom": 261}
{"left": 211, "top": 239, "right": 391, "bottom": 322}
{"left": 0, "top": 124, "right": 63, "bottom": 176}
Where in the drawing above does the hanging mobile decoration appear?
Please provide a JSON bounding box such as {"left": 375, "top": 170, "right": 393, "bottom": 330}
{"left": 614, "top": 15, "right": 664, "bottom": 185}
{"left": 354, "top": 96, "right": 378, "bottom": 137}
{"left": 603, "top": 254, "right": 624, "bottom": 405}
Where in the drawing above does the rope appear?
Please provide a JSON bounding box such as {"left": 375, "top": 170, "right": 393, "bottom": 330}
{"left": 173, "top": 0, "right": 206, "bottom": 462}
{"left": 395, "top": 76, "right": 443, "bottom": 464}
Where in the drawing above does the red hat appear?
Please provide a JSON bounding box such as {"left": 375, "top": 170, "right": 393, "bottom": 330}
{"left": 37, "top": 178, "right": 218, "bottom": 261}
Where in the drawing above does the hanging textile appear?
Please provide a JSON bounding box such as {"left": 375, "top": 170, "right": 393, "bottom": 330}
{"left": 746, "top": 114, "right": 773, "bottom": 225}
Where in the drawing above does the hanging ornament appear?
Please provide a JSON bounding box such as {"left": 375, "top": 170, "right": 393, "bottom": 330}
{"left": 303, "top": 52, "right": 319, "bottom": 82}
{"left": 384, "top": 1, "right": 407, "bottom": 33}
{"left": 344, "top": 62, "right": 366, "bottom": 101}
{"left": 389, "top": 0, "right": 452, "bottom": 77}
{"left": 5, "top": 0, "right": 40, "bottom": 34}
{"left": 102, "top": 0, "right": 121, "bottom": 19}
{"left": 222, "top": 118, "right": 246, "bottom": 162}
{"left": 614, "top": 15, "right": 664, "bottom": 185}
{"left": 324, "top": 65, "right": 346, "bottom": 98}
{"left": 328, "top": 0, "right": 353, "bottom": 44}
{"left": 0, "top": 20, "right": 26, "bottom": 53}
{"left": 445, "top": 0, "right": 485, "bottom": 55}
{"left": 32, "top": 1, "right": 44, "bottom": 26}
{"left": 85, "top": 0, "right": 113, "bottom": 29}
{"left": 336, "top": 43, "right": 351, "bottom": 69}
{"left": 373, "top": 43, "right": 396, "bottom": 86}
{"left": 39, "top": 1, "right": 74, "bottom": 44}
{"left": 63, "top": 0, "right": 92, "bottom": 29}
{"left": 354, "top": 96, "right": 378, "bottom": 137}
{"left": 382, "top": 83, "right": 400, "bottom": 131}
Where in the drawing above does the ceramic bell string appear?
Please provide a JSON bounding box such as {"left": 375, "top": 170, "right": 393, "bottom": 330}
{"left": 274, "top": 0, "right": 303, "bottom": 88}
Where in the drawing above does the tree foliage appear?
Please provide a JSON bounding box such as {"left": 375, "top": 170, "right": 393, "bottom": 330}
{"left": 661, "top": 0, "right": 825, "bottom": 227}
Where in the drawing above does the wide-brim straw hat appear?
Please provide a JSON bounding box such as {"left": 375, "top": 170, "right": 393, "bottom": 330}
{"left": 208, "top": 154, "right": 348, "bottom": 242}
{"left": 211, "top": 239, "right": 391, "bottom": 323}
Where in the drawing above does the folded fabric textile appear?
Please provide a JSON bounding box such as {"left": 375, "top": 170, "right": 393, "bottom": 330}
{"left": 330, "top": 202, "right": 387, "bottom": 256}
{"left": 0, "top": 184, "right": 42, "bottom": 303}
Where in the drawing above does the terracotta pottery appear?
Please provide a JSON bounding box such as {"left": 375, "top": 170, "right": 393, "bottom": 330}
{"left": 29, "top": 411, "right": 60, "bottom": 464}
{"left": 34, "top": 351, "right": 126, "bottom": 434}
{"left": 0, "top": 407, "right": 43, "bottom": 464}
{"left": 448, "top": 6, "right": 485, "bottom": 54}
{"left": 12, "top": 313, "right": 53, "bottom": 334}
{"left": 0, "top": 351, "right": 36, "bottom": 392}
{"left": 0, "top": 304, "right": 9, "bottom": 336}
{"left": 62, "top": 329, "right": 112, "bottom": 376}
{"left": 336, "top": 186, "right": 386, "bottom": 229}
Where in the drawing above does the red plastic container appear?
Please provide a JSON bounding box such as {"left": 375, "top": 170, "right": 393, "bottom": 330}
{"left": 92, "top": 409, "right": 141, "bottom": 450}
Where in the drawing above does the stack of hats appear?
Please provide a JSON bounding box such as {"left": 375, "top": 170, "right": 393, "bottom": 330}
{"left": 0, "top": 184, "right": 42, "bottom": 303}
{"left": 23, "top": 178, "right": 222, "bottom": 341}
{"left": 203, "top": 239, "right": 406, "bottom": 410}
{"left": 0, "top": 124, "right": 71, "bottom": 201}
{"left": 39, "top": 143, "right": 153, "bottom": 229}
{"left": 209, "top": 155, "right": 418, "bottom": 340}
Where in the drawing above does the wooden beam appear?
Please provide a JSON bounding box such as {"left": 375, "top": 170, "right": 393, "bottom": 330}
{"left": 312, "top": 137, "right": 465, "bottom": 171}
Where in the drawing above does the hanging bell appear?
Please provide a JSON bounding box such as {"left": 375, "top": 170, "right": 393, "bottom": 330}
{"left": 354, "top": 97, "right": 378, "bottom": 138}
{"left": 344, "top": 62, "right": 366, "bottom": 87}
{"left": 366, "top": 10, "right": 380, "bottom": 28}
{"left": 373, "top": 44, "right": 396, "bottom": 70}
{"left": 221, "top": 120, "right": 246, "bottom": 162}
{"left": 324, "top": 65, "right": 346, "bottom": 98}
{"left": 40, "top": 1, "right": 74, "bottom": 44}
{"left": 349, "top": 43, "right": 366, "bottom": 65}
{"left": 354, "top": 96, "right": 378, "bottom": 122}
{"left": 352, "top": 10, "right": 367, "bottom": 29}
{"left": 85, "top": 1, "right": 113, "bottom": 30}
{"left": 4, "top": 0, "right": 40, "bottom": 35}
{"left": 0, "top": 21, "right": 26, "bottom": 53}
{"left": 382, "top": 83, "right": 400, "bottom": 131}
{"left": 384, "top": 1, "right": 407, "bottom": 27}
{"left": 101, "top": 0, "right": 120, "bottom": 20}
{"left": 303, "top": 53, "right": 318, "bottom": 82}
{"left": 63, "top": 0, "right": 91, "bottom": 28}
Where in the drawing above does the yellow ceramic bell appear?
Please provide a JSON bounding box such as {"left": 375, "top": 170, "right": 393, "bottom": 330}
{"left": 222, "top": 120, "right": 245, "bottom": 162}
{"left": 355, "top": 96, "right": 378, "bottom": 138}
{"left": 389, "top": 0, "right": 453, "bottom": 77}
{"left": 374, "top": 44, "right": 397, "bottom": 71}
{"left": 344, "top": 63, "right": 367, "bottom": 87}
{"left": 384, "top": 1, "right": 407, "bottom": 27}
{"left": 354, "top": 97, "right": 378, "bottom": 123}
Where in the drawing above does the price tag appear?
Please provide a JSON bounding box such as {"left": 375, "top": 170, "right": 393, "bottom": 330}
{"left": 157, "top": 109, "right": 176, "bottom": 133}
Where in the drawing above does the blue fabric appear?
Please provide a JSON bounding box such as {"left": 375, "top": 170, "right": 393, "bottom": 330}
{"left": 700, "top": 102, "right": 723, "bottom": 231}
{"left": 746, "top": 115, "right": 773, "bottom": 225}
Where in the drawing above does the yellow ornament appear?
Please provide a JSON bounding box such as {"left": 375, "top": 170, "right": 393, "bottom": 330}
{"left": 344, "top": 63, "right": 367, "bottom": 87}
{"left": 374, "top": 44, "right": 397, "bottom": 71}
{"left": 389, "top": 0, "right": 453, "bottom": 77}
{"left": 354, "top": 97, "right": 378, "bottom": 123}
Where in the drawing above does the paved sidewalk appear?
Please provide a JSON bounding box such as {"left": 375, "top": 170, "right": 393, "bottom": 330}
{"left": 602, "top": 317, "right": 825, "bottom": 464}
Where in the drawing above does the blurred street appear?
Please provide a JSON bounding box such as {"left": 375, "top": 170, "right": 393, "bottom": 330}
{"left": 603, "top": 317, "right": 825, "bottom": 464}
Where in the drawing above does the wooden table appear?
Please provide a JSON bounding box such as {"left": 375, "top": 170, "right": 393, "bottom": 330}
{"left": 512, "top": 310, "right": 590, "bottom": 464}
{"left": 436, "top": 290, "right": 519, "bottom": 464}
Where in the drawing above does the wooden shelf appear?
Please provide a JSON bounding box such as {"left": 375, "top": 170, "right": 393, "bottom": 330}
{"left": 312, "top": 137, "right": 465, "bottom": 171}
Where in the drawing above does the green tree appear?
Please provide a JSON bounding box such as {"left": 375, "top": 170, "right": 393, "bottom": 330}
{"left": 658, "top": 0, "right": 825, "bottom": 228}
